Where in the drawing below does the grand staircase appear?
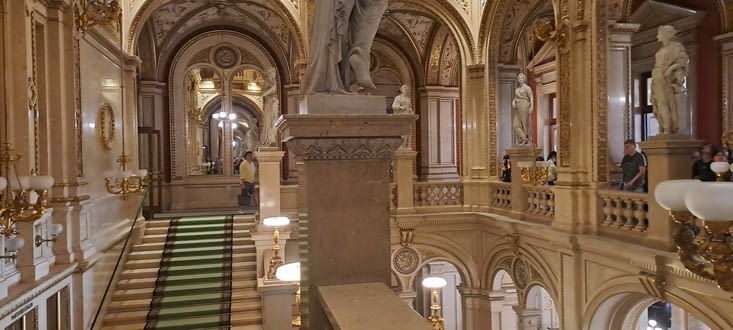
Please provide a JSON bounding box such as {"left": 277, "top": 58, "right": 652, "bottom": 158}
{"left": 101, "top": 215, "right": 262, "bottom": 329}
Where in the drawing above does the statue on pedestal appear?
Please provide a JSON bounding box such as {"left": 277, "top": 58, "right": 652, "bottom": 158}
{"left": 260, "top": 67, "right": 279, "bottom": 147}
{"left": 512, "top": 73, "right": 533, "bottom": 145}
{"left": 392, "top": 84, "right": 413, "bottom": 149}
{"left": 302, "top": 0, "right": 388, "bottom": 95}
{"left": 651, "top": 25, "right": 689, "bottom": 135}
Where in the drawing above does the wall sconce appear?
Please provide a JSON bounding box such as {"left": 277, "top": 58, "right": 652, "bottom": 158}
{"left": 275, "top": 261, "right": 301, "bottom": 327}
{"left": 104, "top": 154, "right": 148, "bottom": 200}
{"left": 655, "top": 179, "right": 733, "bottom": 292}
{"left": 35, "top": 223, "right": 64, "bottom": 247}
{"left": 0, "top": 236, "right": 25, "bottom": 261}
{"left": 263, "top": 216, "right": 290, "bottom": 279}
{"left": 0, "top": 142, "right": 55, "bottom": 238}
{"left": 422, "top": 277, "right": 447, "bottom": 330}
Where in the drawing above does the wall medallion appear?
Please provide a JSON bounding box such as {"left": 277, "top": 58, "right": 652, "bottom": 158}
{"left": 513, "top": 258, "right": 529, "bottom": 289}
{"left": 213, "top": 45, "right": 238, "bottom": 69}
{"left": 98, "top": 103, "right": 115, "bottom": 150}
{"left": 393, "top": 247, "right": 419, "bottom": 274}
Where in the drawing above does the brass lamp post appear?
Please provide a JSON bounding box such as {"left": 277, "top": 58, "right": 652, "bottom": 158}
{"left": 263, "top": 216, "right": 290, "bottom": 279}
{"left": 422, "top": 276, "right": 448, "bottom": 330}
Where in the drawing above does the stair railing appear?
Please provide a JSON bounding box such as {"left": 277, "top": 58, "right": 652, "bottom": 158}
{"left": 89, "top": 187, "right": 150, "bottom": 329}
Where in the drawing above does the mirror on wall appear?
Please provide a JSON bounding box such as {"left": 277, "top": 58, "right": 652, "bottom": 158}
{"left": 184, "top": 66, "right": 265, "bottom": 177}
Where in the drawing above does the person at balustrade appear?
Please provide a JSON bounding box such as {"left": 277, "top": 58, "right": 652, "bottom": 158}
{"left": 239, "top": 151, "right": 258, "bottom": 206}
{"left": 692, "top": 144, "right": 716, "bottom": 182}
{"left": 546, "top": 151, "right": 557, "bottom": 185}
{"left": 619, "top": 139, "right": 646, "bottom": 192}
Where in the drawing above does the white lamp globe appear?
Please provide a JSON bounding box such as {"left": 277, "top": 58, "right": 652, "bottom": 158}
{"left": 0, "top": 177, "right": 7, "bottom": 191}
{"left": 263, "top": 216, "right": 290, "bottom": 227}
{"left": 655, "top": 179, "right": 700, "bottom": 211}
{"left": 684, "top": 182, "right": 733, "bottom": 222}
{"left": 275, "top": 262, "right": 301, "bottom": 282}
{"left": 5, "top": 237, "right": 25, "bottom": 251}
{"left": 422, "top": 276, "right": 448, "bottom": 289}
{"left": 49, "top": 224, "right": 64, "bottom": 236}
{"left": 710, "top": 161, "right": 730, "bottom": 175}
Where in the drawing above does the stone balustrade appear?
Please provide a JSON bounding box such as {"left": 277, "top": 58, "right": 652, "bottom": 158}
{"left": 413, "top": 182, "right": 463, "bottom": 206}
{"left": 598, "top": 190, "right": 650, "bottom": 234}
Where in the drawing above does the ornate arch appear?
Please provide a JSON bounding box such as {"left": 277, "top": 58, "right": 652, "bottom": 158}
{"left": 168, "top": 31, "right": 276, "bottom": 179}
{"left": 583, "top": 276, "right": 733, "bottom": 330}
{"left": 392, "top": 233, "right": 480, "bottom": 289}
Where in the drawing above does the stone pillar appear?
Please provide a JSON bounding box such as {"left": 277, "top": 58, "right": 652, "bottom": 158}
{"left": 640, "top": 136, "right": 703, "bottom": 250}
{"left": 463, "top": 64, "right": 489, "bottom": 178}
{"left": 15, "top": 213, "right": 55, "bottom": 282}
{"left": 417, "top": 86, "right": 459, "bottom": 180}
{"left": 255, "top": 147, "right": 285, "bottom": 221}
{"left": 393, "top": 149, "right": 417, "bottom": 213}
{"left": 257, "top": 280, "right": 300, "bottom": 330}
{"left": 278, "top": 94, "right": 414, "bottom": 329}
{"left": 506, "top": 146, "right": 538, "bottom": 219}
{"left": 714, "top": 31, "right": 733, "bottom": 135}
{"left": 459, "top": 286, "right": 492, "bottom": 330}
{"left": 608, "top": 23, "right": 640, "bottom": 163}
{"left": 513, "top": 306, "right": 542, "bottom": 330}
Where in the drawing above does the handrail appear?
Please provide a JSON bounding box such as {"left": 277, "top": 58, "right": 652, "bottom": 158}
{"left": 89, "top": 187, "right": 149, "bottom": 329}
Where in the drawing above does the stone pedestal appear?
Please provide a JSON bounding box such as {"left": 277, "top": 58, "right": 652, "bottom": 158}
{"left": 393, "top": 150, "right": 417, "bottom": 213}
{"left": 506, "top": 146, "right": 540, "bottom": 219}
{"left": 277, "top": 98, "right": 414, "bottom": 329}
{"left": 257, "top": 279, "right": 299, "bottom": 330}
{"left": 255, "top": 147, "right": 285, "bottom": 222}
{"left": 640, "top": 135, "right": 703, "bottom": 250}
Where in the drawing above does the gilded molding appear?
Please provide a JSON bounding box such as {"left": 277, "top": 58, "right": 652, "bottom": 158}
{"left": 286, "top": 137, "right": 402, "bottom": 161}
{"left": 73, "top": 2, "right": 83, "bottom": 176}
{"left": 595, "top": 1, "right": 609, "bottom": 182}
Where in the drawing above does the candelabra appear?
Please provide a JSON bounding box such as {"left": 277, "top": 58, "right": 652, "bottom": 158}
{"left": 655, "top": 174, "right": 733, "bottom": 292}
{"left": 264, "top": 216, "right": 290, "bottom": 279}
{"left": 275, "top": 261, "right": 301, "bottom": 327}
{"left": 422, "top": 277, "right": 447, "bottom": 330}
{"left": 104, "top": 153, "right": 148, "bottom": 200}
{"left": 0, "top": 142, "right": 55, "bottom": 238}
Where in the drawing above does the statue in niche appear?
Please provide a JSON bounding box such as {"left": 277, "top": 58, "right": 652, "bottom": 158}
{"left": 260, "top": 67, "right": 279, "bottom": 147}
{"left": 392, "top": 84, "right": 414, "bottom": 149}
{"left": 302, "top": 0, "right": 388, "bottom": 94}
{"left": 651, "top": 25, "right": 689, "bottom": 135}
{"left": 512, "top": 72, "right": 533, "bottom": 145}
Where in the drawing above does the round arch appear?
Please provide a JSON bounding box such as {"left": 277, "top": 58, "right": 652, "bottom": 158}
{"left": 479, "top": 240, "right": 559, "bottom": 298}
{"left": 583, "top": 276, "right": 733, "bottom": 329}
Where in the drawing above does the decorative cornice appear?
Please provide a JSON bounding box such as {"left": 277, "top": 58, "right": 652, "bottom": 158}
{"left": 287, "top": 137, "right": 402, "bottom": 160}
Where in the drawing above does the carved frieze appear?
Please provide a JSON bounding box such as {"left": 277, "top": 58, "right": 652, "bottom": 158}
{"left": 187, "top": 47, "right": 211, "bottom": 66}
{"left": 287, "top": 137, "right": 403, "bottom": 160}
{"left": 390, "top": 12, "right": 435, "bottom": 56}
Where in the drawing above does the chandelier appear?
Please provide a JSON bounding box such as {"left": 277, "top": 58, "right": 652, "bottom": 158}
{"left": 655, "top": 162, "right": 733, "bottom": 292}
{"left": 0, "top": 142, "right": 55, "bottom": 238}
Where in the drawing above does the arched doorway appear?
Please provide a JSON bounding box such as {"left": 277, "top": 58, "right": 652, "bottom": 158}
{"left": 414, "top": 261, "right": 463, "bottom": 330}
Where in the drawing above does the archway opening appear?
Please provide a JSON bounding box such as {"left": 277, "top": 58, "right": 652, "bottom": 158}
{"left": 490, "top": 269, "right": 518, "bottom": 330}
{"left": 414, "top": 261, "right": 463, "bottom": 330}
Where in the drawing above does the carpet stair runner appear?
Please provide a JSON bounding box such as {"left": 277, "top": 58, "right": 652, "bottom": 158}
{"left": 101, "top": 215, "right": 261, "bottom": 330}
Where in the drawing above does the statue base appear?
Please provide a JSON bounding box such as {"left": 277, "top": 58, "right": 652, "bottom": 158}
{"left": 299, "top": 94, "right": 386, "bottom": 115}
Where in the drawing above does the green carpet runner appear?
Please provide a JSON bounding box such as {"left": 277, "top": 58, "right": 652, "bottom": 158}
{"left": 145, "top": 215, "right": 233, "bottom": 330}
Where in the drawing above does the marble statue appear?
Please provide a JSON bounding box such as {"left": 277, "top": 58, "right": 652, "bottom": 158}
{"left": 302, "top": 0, "right": 388, "bottom": 94}
{"left": 260, "top": 67, "right": 279, "bottom": 147}
{"left": 512, "top": 73, "right": 533, "bottom": 145}
{"left": 651, "top": 25, "right": 688, "bottom": 135}
{"left": 392, "top": 84, "right": 413, "bottom": 149}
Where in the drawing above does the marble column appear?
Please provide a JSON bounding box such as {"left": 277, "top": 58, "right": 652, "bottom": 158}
{"left": 640, "top": 136, "right": 703, "bottom": 250}
{"left": 278, "top": 94, "right": 414, "bottom": 329}
{"left": 255, "top": 147, "right": 285, "bottom": 221}
{"left": 417, "top": 86, "right": 460, "bottom": 180}
{"left": 714, "top": 31, "right": 733, "bottom": 135}
{"left": 464, "top": 64, "right": 489, "bottom": 178}
{"left": 459, "top": 286, "right": 492, "bottom": 330}
{"left": 498, "top": 65, "right": 522, "bottom": 160}
{"left": 513, "top": 306, "right": 542, "bottom": 330}
{"left": 608, "top": 23, "right": 640, "bottom": 165}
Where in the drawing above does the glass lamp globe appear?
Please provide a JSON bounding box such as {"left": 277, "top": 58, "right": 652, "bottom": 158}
{"left": 655, "top": 179, "right": 700, "bottom": 211}
{"left": 275, "top": 262, "right": 301, "bottom": 282}
{"left": 422, "top": 276, "right": 448, "bottom": 289}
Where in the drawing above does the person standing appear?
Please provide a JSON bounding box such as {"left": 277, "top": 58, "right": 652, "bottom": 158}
{"left": 620, "top": 139, "right": 646, "bottom": 192}
{"left": 239, "top": 151, "right": 257, "bottom": 206}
